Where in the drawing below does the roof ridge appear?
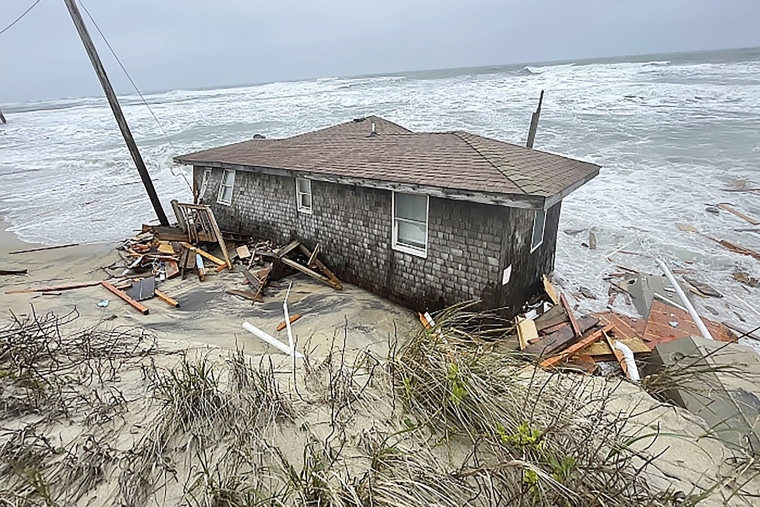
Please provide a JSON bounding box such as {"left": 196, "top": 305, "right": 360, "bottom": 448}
{"left": 454, "top": 131, "right": 532, "bottom": 194}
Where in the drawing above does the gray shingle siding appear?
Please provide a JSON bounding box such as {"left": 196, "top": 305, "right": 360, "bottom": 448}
{"left": 195, "top": 166, "right": 560, "bottom": 316}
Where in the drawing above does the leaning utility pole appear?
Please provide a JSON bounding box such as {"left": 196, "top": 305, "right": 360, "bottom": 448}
{"left": 526, "top": 90, "right": 544, "bottom": 149}
{"left": 63, "top": 0, "right": 169, "bottom": 226}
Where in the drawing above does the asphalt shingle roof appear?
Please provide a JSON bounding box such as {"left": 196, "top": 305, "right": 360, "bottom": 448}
{"left": 175, "top": 116, "right": 599, "bottom": 199}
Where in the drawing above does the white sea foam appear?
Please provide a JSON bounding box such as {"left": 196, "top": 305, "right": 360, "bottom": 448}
{"left": 1, "top": 51, "right": 758, "bottom": 338}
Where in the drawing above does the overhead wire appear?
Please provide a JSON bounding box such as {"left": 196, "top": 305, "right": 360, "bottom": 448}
{"left": 77, "top": 0, "right": 193, "bottom": 194}
{"left": 0, "top": 0, "right": 42, "bottom": 37}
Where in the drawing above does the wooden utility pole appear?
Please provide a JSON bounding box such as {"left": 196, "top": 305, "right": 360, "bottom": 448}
{"left": 526, "top": 90, "right": 544, "bottom": 149}
{"left": 62, "top": 0, "right": 169, "bottom": 226}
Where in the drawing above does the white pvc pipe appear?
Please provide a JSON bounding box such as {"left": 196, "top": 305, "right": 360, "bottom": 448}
{"left": 614, "top": 341, "right": 641, "bottom": 382}
{"left": 242, "top": 322, "right": 304, "bottom": 358}
{"left": 656, "top": 259, "right": 714, "bottom": 341}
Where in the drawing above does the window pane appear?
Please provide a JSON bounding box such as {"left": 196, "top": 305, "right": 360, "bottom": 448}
{"left": 532, "top": 210, "right": 545, "bottom": 248}
{"left": 223, "top": 170, "right": 235, "bottom": 186}
{"left": 398, "top": 220, "right": 426, "bottom": 249}
{"left": 395, "top": 193, "right": 427, "bottom": 221}
{"left": 298, "top": 178, "right": 311, "bottom": 193}
{"left": 300, "top": 193, "right": 311, "bottom": 209}
{"left": 222, "top": 186, "right": 233, "bottom": 203}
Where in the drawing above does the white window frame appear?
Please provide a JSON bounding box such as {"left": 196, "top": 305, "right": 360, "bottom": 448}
{"left": 295, "top": 178, "right": 313, "bottom": 214}
{"left": 198, "top": 168, "right": 212, "bottom": 201}
{"left": 530, "top": 208, "right": 546, "bottom": 252}
{"left": 217, "top": 169, "right": 235, "bottom": 206}
{"left": 392, "top": 191, "right": 429, "bottom": 258}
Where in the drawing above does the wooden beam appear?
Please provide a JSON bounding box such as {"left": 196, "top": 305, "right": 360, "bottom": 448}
{"left": 275, "top": 240, "right": 302, "bottom": 258}
{"left": 717, "top": 203, "right": 760, "bottom": 226}
{"left": 6, "top": 280, "right": 102, "bottom": 294}
{"left": 181, "top": 242, "right": 226, "bottom": 266}
{"left": 297, "top": 244, "right": 343, "bottom": 290}
{"left": 281, "top": 257, "right": 333, "bottom": 286}
{"left": 154, "top": 289, "right": 180, "bottom": 308}
{"left": 307, "top": 243, "right": 320, "bottom": 267}
{"left": 101, "top": 281, "right": 149, "bottom": 315}
{"left": 540, "top": 324, "right": 614, "bottom": 369}
{"left": 560, "top": 293, "right": 581, "bottom": 337}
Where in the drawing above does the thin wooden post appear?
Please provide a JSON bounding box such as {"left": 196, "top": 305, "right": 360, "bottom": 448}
{"left": 526, "top": 90, "right": 544, "bottom": 149}
{"left": 62, "top": 0, "right": 169, "bottom": 226}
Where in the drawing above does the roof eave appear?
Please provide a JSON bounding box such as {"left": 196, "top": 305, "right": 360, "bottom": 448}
{"left": 179, "top": 159, "right": 546, "bottom": 209}
{"left": 544, "top": 166, "right": 601, "bottom": 209}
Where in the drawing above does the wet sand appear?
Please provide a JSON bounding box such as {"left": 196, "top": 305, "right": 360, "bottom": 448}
{"left": 0, "top": 218, "right": 417, "bottom": 358}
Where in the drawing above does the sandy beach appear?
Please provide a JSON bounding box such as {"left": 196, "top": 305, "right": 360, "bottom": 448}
{"left": 0, "top": 218, "right": 416, "bottom": 358}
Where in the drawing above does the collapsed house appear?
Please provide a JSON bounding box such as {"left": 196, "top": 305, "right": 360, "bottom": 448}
{"left": 174, "top": 116, "right": 599, "bottom": 315}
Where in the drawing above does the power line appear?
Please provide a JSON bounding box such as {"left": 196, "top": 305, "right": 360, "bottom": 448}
{"left": 0, "top": 0, "right": 42, "bottom": 37}
{"left": 77, "top": 0, "right": 192, "bottom": 193}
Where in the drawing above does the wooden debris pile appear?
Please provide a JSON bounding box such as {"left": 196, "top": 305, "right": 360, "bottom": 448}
{"left": 5, "top": 204, "right": 343, "bottom": 316}
{"left": 513, "top": 275, "right": 739, "bottom": 379}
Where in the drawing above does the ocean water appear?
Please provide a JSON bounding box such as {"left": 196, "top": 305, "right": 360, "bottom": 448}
{"left": 1, "top": 47, "right": 759, "bottom": 333}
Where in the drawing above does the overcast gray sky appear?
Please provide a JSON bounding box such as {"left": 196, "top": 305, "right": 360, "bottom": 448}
{"left": 2, "top": 0, "right": 760, "bottom": 103}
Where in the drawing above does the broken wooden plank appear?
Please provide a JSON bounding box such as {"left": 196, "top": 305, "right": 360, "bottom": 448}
{"left": 205, "top": 206, "right": 233, "bottom": 269}
{"left": 534, "top": 304, "right": 568, "bottom": 332}
{"left": 516, "top": 317, "right": 538, "bottom": 351}
{"left": 154, "top": 289, "right": 180, "bottom": 308}
{"left": 101, "top": 281, "right": 149, "bottom": 315}
{"left": 277, "top": 313, "right": 302, "bottom": 332}
{"left": 579, "top": 337, "right": 650, "bottom": 357}
{"left": 6, "top": 280, "right": 102, "bottom": 294}
{"left": 157, "top": 241, "right": 175, "bottom": 255}
{"left": 0, "top": 269, "right": 28, "bottom": 276}
{"left": 275, "top": 240, "right": 302, "bottom": 258}
{"left": 523, "top": 315, "right": 599, "bottom": 357}
{"left": 542, "top": 275, "right": 560, "bottom": 305}
{"left": 307, "top": 244, "right": 320, "bottom": 267}
{"left": 540, "top": 324, "right": 614, "bottom": 369}
{"left": 560, "top": 293, "right": 581, "bottom": 337}
{"left": 181, "top": 242, "right": 226, "bottom": 266}
{"left": 717, "top": 203, "right": 760, "bottom": 226}
{"left": 9, "top": 243, "right": 79, "bottom": 255}
{"left": 241, "top": 268, "right": 261, "bottom": 288}
{"left": 296, "top": 244, "right": 343, "bottom": 290}
{"left": 280, "top": 257, "right": 334, "bottom": 286}
{"left": 604, "top": 330, "right": 628, "bottom": 376}
{"left": 225, "top": 289, "right": 261, "bottom": 302}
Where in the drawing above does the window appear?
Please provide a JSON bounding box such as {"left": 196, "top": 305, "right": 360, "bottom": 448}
{"left": 392, "top": 192, "right": 428, "bottom": 257}
{"left": 531, "top": 209, "right": 546, "bottom": 252}
{"left": 198, "top": 168, "right": 212, "bottom": 202}
{"left": 295, "top": 178, "right": 312, "bottom": 213}
{"left": 217, "top": 169, "right": 235, "bottom": 205}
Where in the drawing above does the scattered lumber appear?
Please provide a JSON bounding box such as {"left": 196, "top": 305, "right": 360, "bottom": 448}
{"left": 297, "top": 244, "right": 342, "bottom": 290}
{"left": 9, "top": 243, "right": 79, "bottom": 255}
{"left": 6, "top": 280, "right": 102, "bottom": 294}
{"left": 181, "top": 242, "right": 226, "bottom": 266}
{"left": 101, "top": 281, "right": 149, "bottom": 315}
{"left": 535, "top": 304, "right": 568, "bottom": 332}
{"left": 523, "top": 316, "right": 599, "bottom": 357}
{"left": 540, "top": 324, "right": 615, "bottom": 369}
{"left": 683, "top": 276, "right": 722, "bottom": 298}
